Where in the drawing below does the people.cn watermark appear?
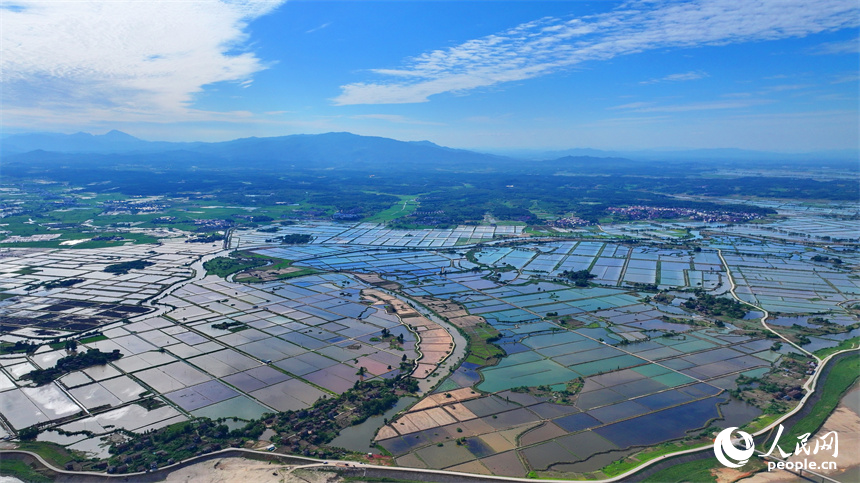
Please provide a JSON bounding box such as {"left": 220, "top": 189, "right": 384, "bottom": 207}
{"left": 713, "top": 426, "right": 838, "bottom": 472}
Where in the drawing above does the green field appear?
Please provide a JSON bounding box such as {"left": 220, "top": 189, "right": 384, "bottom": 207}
{"left": 641, "top": 457, "right": 720, "bottom": 483}
{"left": 815, "top": 337, "right": 860, "bottom": 358}
{"left": 205, "top": 251, "right": 320, "bottom": 282}
{"left": 601, "top": 443, "right": 706, "bottom": 478}
{"left": 203, "top": 254, "right": 267, "bottom": 277}
{"left": 14, "top": 441, "right": 77, "bottom": 467}
{"left": 363, "top": 194, "right": 420, "bottom": 223}
{"left": 463, "top": 324, "right": 505, "bottom": 366}
{"left": 0, "top": 459, "right": 53, "bottom": 483}
{"left": 0, "top": 231, "right": 159, "bottom": 249}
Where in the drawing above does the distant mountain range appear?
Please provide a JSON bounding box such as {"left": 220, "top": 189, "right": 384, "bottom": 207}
{"left": 1, "top": 130, "right": 522, "bottom": 173}
{"left": 1, "top": 130, "right": 856, "bottom": 175}
{"left": 479, "top": 146, "right": 860, "bottom": 163}
{"left": 1, "top": 130, "right": 193, "bottom": 154}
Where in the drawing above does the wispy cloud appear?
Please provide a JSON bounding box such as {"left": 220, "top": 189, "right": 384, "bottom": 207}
{"left": 350, "top": 114, "right": 444, "bottom": 125}
{"left": 831, "top": 73, "right": 860, "bottom": 84}
{"left": 306, "top": 22, "right": 332, "bottom": 34}
{"left": 809, "top": 36, "right": 860, "bottom": 55}
{"left": 765, "top": 84, "right": 812, "bottom": 92}
{"left": 608, "top": 101, "right": 656, "bottom": 110}
{"left": 334, "top": 0, "right": 860, "bottom": 105}
{"left": 585, "top": 115, "right": 671, "bottom": 126}
{"left": 1, "top": 0, "right": 286, "bottom": 122}
{"left": 611, "top": 99, "right": 770, "bottom": 113}
{"left": 640, "top": 70, "right": 709, "bottom": 84}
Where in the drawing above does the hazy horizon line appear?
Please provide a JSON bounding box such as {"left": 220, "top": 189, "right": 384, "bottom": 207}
{"left": 3, "top": 128, "right": 859, "bottom": 157}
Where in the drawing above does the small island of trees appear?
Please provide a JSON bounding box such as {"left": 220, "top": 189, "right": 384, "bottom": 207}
{"left": 23, "top": 348, "right": 123, "bottom": 385}
{"left": 682, "top": 291, "right": 747, "bottom": 319}
{"left": 559, "top": 269, "right": 596, "bottom": 287}
{"left": 104, "top": 260, "right": 154, "bottom": 275}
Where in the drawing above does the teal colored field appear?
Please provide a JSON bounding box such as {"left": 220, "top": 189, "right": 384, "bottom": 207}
{"left": 652, "top": 372, "right": 697, "bottom": 387}
{"left": 522, "top": 331, "right": 586, "bottom": 349}
{"left": 536, "top": 339, "right": 601, "bottom": 358}
{"left": 488, "top": 351, "right": 544, "bottom": 370}
{"left": 669, "top": 339, "right": 718, "bottom": 353}
{"left": 633, "top": 363, "right": 672, "bottom": 378}
{"left": 478, "top": 359, "right": 580, "bottom": 393}
{"left": 569, "top": 354, "right": 647, "bottom": 377}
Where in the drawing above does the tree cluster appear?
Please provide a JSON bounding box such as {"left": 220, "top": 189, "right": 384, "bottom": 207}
{"left": 682, "top": 292, "right": 747, "bottom": 319}
{"left": 559, "top": 269, "right": 596, "bottom": 287}
{"left": 104, "top": 260, "right": 154, "bottom": 275}
{"left": 24, "top": 348, "right": 122, "bottom": 385}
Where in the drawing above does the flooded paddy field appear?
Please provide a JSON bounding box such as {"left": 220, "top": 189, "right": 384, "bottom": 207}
{"left": 710, "top": 237, "right": 860, "bottom": 316}
{"left": 0, "top": 217, "right": 855, "bottom": 477}
{"left": 375, "top": 311, "right": 776, "bottom": 476}
{"left": 231, "top": 222, "right": 523, "bottom": 249}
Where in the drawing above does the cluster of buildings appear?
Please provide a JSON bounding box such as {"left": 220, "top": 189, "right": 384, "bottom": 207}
{"left": 192, "top": 219, "right": 232, "bottom": 230}
{"left": 99, "top": 200, "right": 167, "bottom": 216}
{"left": 0, "top": 206, "right": 24, "bottom": 218}
{"left": 549, "top": 215, "right": 592, "bottom": 228}
{"left": 607, "top": 205, "right": 763, "bottom": 223}
{"left": 331, "top": 211, "right": 363, "bottom": 221}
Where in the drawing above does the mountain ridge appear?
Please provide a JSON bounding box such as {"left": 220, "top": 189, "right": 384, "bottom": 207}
{"left": 2, "top": 130, "right": 856, "bottom": 175}
{"left": 0, "top": 130, "right": 529, "bottom": 174}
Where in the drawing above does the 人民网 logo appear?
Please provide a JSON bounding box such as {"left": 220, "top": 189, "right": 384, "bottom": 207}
{"left": 714, "top": 427, "right": 755, "bottom": 468}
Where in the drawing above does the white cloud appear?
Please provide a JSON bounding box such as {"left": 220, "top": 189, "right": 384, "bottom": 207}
{"left": 350, "top": 114, "right": 444, "bottom": 125}
{"left": 608, "top": 101, "right": 655, "bottom": 110}
{"left": 334, "top": 0, "right": 860, "bottom": 105}
{"left": 306, "top": 22, "right": 331, "bottom": 34}
{"left": 1, "top": 0, "right": 286, "bottom": 121}
{"left": 810, "top": 36, "right": 860, "bottom": 55}
{"left": 765, "top": 84, "right": 812, "bottom": 92}
{"left": 640, "top": 70, "right": 709, "bottom": 84}
{"left": 832, "top": 73, "right": 860, "bottom": 84}
{"left": 611, "top": 99, "right": 770, "bottom": 113}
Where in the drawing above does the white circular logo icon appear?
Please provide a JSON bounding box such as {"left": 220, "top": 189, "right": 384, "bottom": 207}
{"left": 714, "top": 427, "right": 755, "bottom": 468}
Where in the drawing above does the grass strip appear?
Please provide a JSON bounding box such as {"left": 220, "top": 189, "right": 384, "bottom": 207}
{"left": 601, "top": 443, "right": 708, "bottom": 478}
{"left": 641, "top": 457, "right": 721, "bottom": 483}
{"left": 781, "top": 353, "right": 859, "bottom": 444}
{"left": 815, "top": 337, "right": 860, "bottom": 358}
{"left": 0, "top": 459, "right": 53, "bottom": 483}
{"left": 15, "top": 441, "right": 76, "bottom": 467}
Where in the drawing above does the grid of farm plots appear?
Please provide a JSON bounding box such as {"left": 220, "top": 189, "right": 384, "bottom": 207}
{"left": 598, "top": 221, "right": 721, "bottom": 240}
{"left": 467, "top": 241, "right": 725, "bottom": 289}
{"left": 1, "top": 225, "right": 855, "bottom": 463}
{"left": 375, "top": 310, "right": 784, "bottom": 476}
{"left": 256, "top": 244, "right": 724, "bottom": 327}
{"left": 0, "top": 240, "right": 214, "bottom": 343}
{"left": 231, "top": 222, "right": 524, "bottom": 249}
{"left": 236, "top": 242, "right": 835, "bottom": 372}
{"left": 712, "top": 238, "right": 860, "bottom": 317}
{"left": 222, "top": 242, "right": 857, "bottom": 476}
{"left": 0, "top": 240, "right": 210, "bottom": 304}
{"left": 257, "top": 246, "right": 459, "bottom": 279}
{"left": 0, "top": 270, "right": 421, "bottom": 453}
{"left": 0, "top": 240, "right": 218, "bottom": 442}
{"left": 720, "top": 216, "right": 859, "bottom": 242}
{"left": 710, "top": 198, "right": 859, "bottom": 217}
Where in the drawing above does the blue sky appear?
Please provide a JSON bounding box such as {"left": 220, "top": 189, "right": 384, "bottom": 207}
{"left": 2, "top": 0, "right": 858, "bottom": 151}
